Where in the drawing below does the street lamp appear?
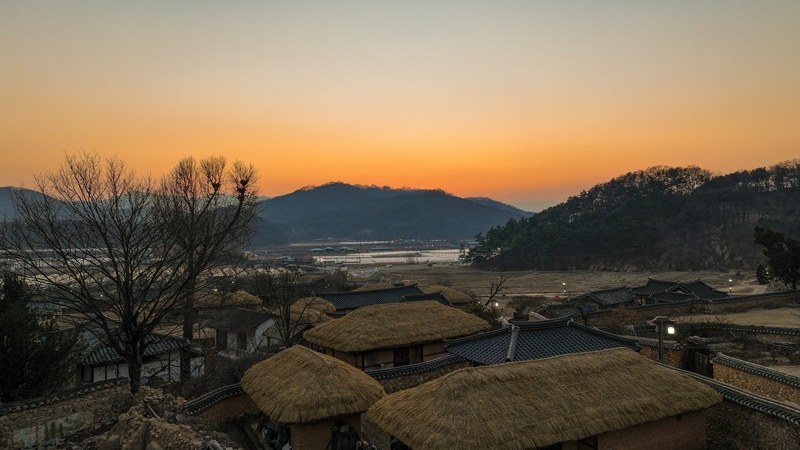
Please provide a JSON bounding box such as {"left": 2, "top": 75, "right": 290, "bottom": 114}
{"left": 649, "top": 316, "right": 676, "bottom": 363}
{"left": 729, "top": 278, "right": 733, "bottom": 293}
{"left": 563, "top": 282, "right": 566, "bottom": 295}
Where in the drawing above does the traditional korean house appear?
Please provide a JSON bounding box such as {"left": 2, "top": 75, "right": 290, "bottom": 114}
{"left": 632, "top": 278, "right": 728, "bottom": 304}
{"left": 315, "top": 284, "right": 427, "bottom": 313}
{"left": 207, "top": 307, "right": 275, "bottom": 355}
{"left": 445, "top": 316, "right": 639, "bottom": 365}
{"left": 420, "top": 285, "right": 475, "bottom": 309}
{"left": 241, "top": 345, "right": 385, "bottom": 450}
{"left": 303, "top": 301, "right": 490, "bottom": 370}
{"left": 367, "top": 348, "right": 722, "bottom": 450}
{"left": 572, "top": 286, "right": 640, "bottom": 311}
{"left": 78, "top": 333, "right": 187, "bottom": 385}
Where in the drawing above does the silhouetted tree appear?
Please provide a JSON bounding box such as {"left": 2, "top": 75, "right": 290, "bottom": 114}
{"left": 0, "top": 273, "right": 77, "bottom": 402}
{"left": 754, "top": 226, "right": 800, "bottom": 290}
{"left": 156, "top": 156, "right": 260, "bottom": 382}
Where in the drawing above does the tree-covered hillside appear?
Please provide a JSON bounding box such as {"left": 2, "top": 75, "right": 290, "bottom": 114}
{"left": 469, "top": 160, "right": 800, "bottom": 271}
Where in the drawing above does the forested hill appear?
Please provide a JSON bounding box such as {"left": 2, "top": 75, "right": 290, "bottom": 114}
{"left": 469, "top": 160, "right": 800, "bottom": 271}
{"left": 251, "top": 182, "right": 530, "bottom": 243}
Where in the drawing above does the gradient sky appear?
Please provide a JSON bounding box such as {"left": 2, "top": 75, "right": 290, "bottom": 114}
{"left": 1, "top": 1, "right": 798, "bottom": 210}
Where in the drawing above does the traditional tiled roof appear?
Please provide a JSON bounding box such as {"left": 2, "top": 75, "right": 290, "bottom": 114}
{"left": 445, "top": 316, "right": 638, "bottom": 365}
{"left": 366, "top": 355, "right": 467, "bottom": 380}
{"left": 632, "top": 278, "right": 728, "bottom": 300}
{"left": 315, "top": 284, "right": 426, "bottom": 311}
{"left": 81, "top": 334, "right": 187, "bottom": 366}
{"left": 400, "top": 292, "right": 451, "bottom": 306}
{"left": 650, "top": 291, "right": 697, "bottom": 303}
{"left": 539, "top": 302, "right": 577, "bottom": 319}
{"left": 576, "top": 287, "right": 639, "bottom": 306}
{"left": 631, "top": 278, "right": 679, "bottom": 296}
{"left": 207, "top": 307, "right": 273, "bottom": 333}
{"left": 681, "top": 280, "right": 729, "bottom": 300}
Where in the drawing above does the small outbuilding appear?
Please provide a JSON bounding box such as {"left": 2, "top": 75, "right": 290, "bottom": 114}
{"left": 368, "top": 348, "right": 722, "bottom": 450}
{"left": 303, "top": 301, "right": 490, "bottom": 370}
{"left": 241, "top": 345, "right": 385, "bottom": 450}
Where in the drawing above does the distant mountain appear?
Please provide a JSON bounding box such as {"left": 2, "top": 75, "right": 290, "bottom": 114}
{"left": 465, "top": 197, "right": 529, "bottom": 216}
{"left": 469, "top": 160, "right": 800, "bottom": 271}
{"left": 0, "top": 187, "right": 41, "bottom": 218}
{"left": 255, "top": 182, "right": 530, "bottom": 241}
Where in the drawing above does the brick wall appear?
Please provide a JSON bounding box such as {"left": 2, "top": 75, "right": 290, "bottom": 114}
{"left": 713, "top": 363, "right": 800, "bottom": 405}
{"left": 0, "top": 380, "right": 132, "bottom": 449}
{"left": 706, "top": 400, "right": 800, "bottom": 449}
{"left": 377, "top": 360, "right": 471, "bottom": 394}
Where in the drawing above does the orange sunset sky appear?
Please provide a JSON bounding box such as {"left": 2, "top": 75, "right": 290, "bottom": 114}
{"left": 1, "top": 2, "right": 798, "bottom": 211}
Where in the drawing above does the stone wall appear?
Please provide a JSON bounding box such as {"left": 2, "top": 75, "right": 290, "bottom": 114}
{"left": 0, "top": 379, "right": 132, "bottom": 449}
{"left": 714, "top": 362, "right": 800, "bottom": 406}
{"left": 637, "top": 345, "right": 683, "bottom": 368}
{"left": 706, "top": 400, "right": 800, "bottom": 449}
{"left": 197, "top": 393, "right": 260, "bottom": 428}
{"left": 376, "top": 360, "right": 471, "bottom": 394}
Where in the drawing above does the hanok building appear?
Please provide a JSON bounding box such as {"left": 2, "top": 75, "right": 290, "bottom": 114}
{"left": 207, "top": 307, "right": 275, "bottom": 355}
{"left": 241, "top": 345, "right": 385, "bottom": 450}
{"left": 445, "top": 316, "right": 639, "bottom": 365}
{"left": 572, "top": 286, "right": 640, "bottom": 311}
{"left": 632, "top": 278, "right": 728, "bottom": 304}
{"left": 303, "top": 301, "right": 490, "bottom": 370}
{"left": 367, "top": 348, "right": 722, "bottom": 450}
{"left": 78, "top": 333, "right": 187, "bottom": 385}
{"left": 315, "top": 284, "right": 428, "bottom": 314}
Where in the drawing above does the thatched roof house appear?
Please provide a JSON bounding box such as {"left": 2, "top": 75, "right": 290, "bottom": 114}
{"left": 421, "top": 285, "right": 474, "bottom": 306}
{"left": 303, "top": 301, "right": 490, "bottom": 353}
{"left": 368, "top": 348, "right": 722, "bottom": 450}
{"left": 303, "top": 301, "right": 490, "bottom": 370}
{"left": 242, "top": 345, "right": 385, "bottom": 424}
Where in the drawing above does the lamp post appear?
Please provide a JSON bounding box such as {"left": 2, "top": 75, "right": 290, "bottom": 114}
{"left": 729, "top": 278, "right": 732, "bottom": 293}
{"left": 650, "top": 316, "right": 676, "bottom": 363}
{"left": 563, "top": 282, "right": 566, "bottom": 295}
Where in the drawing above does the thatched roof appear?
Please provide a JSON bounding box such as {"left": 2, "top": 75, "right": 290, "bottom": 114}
{"left": 421, "top": 285, "right": 473, "bottom": 305}
{"left": 241, "top": 345, "right": 385, "bottom": 424}
{"left": 354, "top": 282, "right": 400, "bottom": 291}
{"left": 303, "top": 301, "right": 490, "bottom": 352}
{"left": 367, "top": 348, "right": 722, "bottom": 450}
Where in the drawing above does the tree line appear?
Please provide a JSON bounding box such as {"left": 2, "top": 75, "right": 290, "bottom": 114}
{"left": 469, "top": 160, "right": 800, "bottom": 272}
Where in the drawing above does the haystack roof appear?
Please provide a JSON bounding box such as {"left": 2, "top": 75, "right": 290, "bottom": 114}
{"left": 303, "top": 301, "right": 490, "bottom": 352}
{"left": 316, "top": 284, "right": 425, "bottom": 310}
{"left": 367, "top": 348, "right": 722, "bottom": 450}
{"left": 401, "top": 292, "right": 451, "bottom": 306}
{"left": 421, "top": 285, "right": 473, "bottom": 305}
{"left": 241, "top": 345, "right": 385, "bottom": 424}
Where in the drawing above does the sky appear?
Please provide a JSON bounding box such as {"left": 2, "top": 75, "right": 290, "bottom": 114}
{"left": 1, "top": 1, "right": 799, "bottom": 211}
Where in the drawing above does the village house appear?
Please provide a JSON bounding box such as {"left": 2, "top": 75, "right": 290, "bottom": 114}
{"left": 207, "top": 307, "right": 275, "bottom": 355}
{"left": 77, "top": 333, "right": 187, "bottom": 385}
{"left": 314, "top": 284, "right": 428, "bottom": 313}
{"left": 241, "top": 345, "right": 385, "bottom": 450}
{"left": 572, "top": 286, "right": 640, "bottom": 311}
{"left": 632, "top": 278, "right": 728, "bottom": 304}
{"left": 302, "top": 301, "right": 490, "bottom": 370}
{"left": 445, "top": 315, "right": 639, "bottom": 365}
{"left": 367, "top": 348, "right": 723, "bottom": 450}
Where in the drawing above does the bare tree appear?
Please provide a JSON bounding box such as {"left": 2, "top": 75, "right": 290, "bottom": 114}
{"left": 250, "top": 267, "right": 331, "bottom": 349}
{"left": 156, "top": 156, "right": 260, "bottom": 382}
{"left": 0, "top": 153, "right": 190, "bottom": 393}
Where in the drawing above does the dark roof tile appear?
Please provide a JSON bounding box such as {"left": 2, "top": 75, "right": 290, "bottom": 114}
{"left": 316, "top": 284, "right": 425, "bottom": 310}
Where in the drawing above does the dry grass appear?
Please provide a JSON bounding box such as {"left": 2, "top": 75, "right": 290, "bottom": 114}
{"left": 367, "top": 348, "right": 722, "bottom": 450}
{"left": 676, "top": 308, "right": 800, "bottom": 328}
{"left": 241, "top": 345, "right": 385, "bottom": 424}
